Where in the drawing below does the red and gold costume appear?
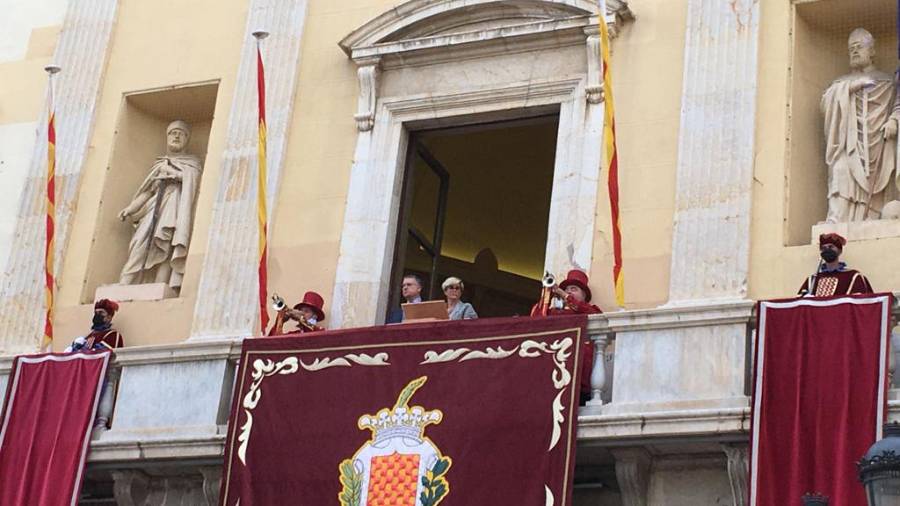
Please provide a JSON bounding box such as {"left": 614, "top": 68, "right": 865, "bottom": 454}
{"left": 74, "top": 299, "right": 124, "bottom": 351}
{"left": 268, "top": 291, "right": 326, "bottom": 336}
{"left": 84, "top": 328, "right": 124, "bottom": 350}
{"left": 530, "top": 270, "right": 601, "bottom": 400}
{"left": 798, "top": 233, "right": 873, "bottom": 297}
{"left": 798, "top": 269, "right": 873, "bottom": 297}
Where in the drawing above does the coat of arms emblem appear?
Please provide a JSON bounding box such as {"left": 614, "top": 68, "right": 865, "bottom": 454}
{"left": 338, "top": 376, "right": 452, "bottom": 506}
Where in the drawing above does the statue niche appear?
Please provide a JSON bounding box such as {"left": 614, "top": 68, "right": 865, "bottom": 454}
{"left": 117, "top": 120, "right": 202, "bottom": 291}
{"left": 821, "top": 28, "right": 900, "bottom": 223}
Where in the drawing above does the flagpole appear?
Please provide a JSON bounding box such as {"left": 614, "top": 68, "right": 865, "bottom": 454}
{"left": 598, "top": 0, "right": 624, "bottom": 308}
{"left": 253, "top": 30, "right": 270, "bottom": 336}
{"left": 43, "top": 64, "right": 61, "bottom": 352}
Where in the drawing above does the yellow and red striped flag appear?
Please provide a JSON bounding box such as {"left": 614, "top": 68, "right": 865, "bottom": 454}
{"left": 255, "top": 41, "right": 269, "bottom": 335}
{"left": 43, "top": 97, "right": 57, "bottom": 348}
{"left": 599, "top": 2, "right": 624, "bottom": 307}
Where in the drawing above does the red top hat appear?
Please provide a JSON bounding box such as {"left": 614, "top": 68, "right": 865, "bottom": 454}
{"left": 819, "top": 232, "right": 847, "bottom": 250}
{"left": 559, "top": 269, "right": 592, "bottom": 302}
{"left": 94, "top": 298, "right": 119, "bottom": 317}
{"left": 293, "top": 291, "right": 325, "bottom": 322}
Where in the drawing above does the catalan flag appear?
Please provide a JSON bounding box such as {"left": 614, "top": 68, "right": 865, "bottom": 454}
{"left": 43, "top": 93, "right": 57, "bottom": 348}
{"left": 599, "top": 2, "right": 624, "bottom": 307}
{"left": 256, "top": 41, "right": 269, "bottom": 335}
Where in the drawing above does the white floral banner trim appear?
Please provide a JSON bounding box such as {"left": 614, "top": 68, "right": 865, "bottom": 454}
{"left": 237, "top": 353, "right": 390, "bottom": 464}
{"left": 420, "top": 338, "right": 574, "bottom": 452}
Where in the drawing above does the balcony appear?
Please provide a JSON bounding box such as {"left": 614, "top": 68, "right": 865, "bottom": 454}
{"left": 1, "top": 301, "right": 896, "bottom": 503}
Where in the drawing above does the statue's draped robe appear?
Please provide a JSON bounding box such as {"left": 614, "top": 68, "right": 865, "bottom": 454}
{"left": 120, "top": 155, "right": 202, "bottom": 289}
{"left": 821, "top": 71, "right": 899, "bottom": 222}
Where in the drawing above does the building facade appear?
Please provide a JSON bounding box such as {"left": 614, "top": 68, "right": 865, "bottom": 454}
{"left": 0, "top": 0, "right": 898, "bottom": 504}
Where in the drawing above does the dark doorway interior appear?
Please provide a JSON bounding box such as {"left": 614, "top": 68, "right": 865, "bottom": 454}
{"left": 387, "top": 114, "right": 559, "bottom": 319}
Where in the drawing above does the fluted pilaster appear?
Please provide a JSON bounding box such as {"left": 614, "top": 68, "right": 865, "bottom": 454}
{"left": 189, "top": 0, "right": 308, "bottom": 340}
{"left": 668, "top": 0, "right": 760, "bottom": 303}
{"left": 0, "top": 0, "right": 118, "bottom": 354}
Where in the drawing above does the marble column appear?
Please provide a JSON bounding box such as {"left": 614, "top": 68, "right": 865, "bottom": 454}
{"left": 189, "top": 0, "right": 308, "bottom": 340}
{"left": 668, "top": 0, "right": 760, "bottom": 304}
{"left": 0, "top": 0, "right": 118, "bottom": 354}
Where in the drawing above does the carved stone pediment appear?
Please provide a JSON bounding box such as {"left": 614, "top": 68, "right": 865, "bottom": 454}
{"left": 339, "top": 0, "right": 632, "bottom": 64}
{"left": 340, "top": 0, "right": 632, "bottom": 131}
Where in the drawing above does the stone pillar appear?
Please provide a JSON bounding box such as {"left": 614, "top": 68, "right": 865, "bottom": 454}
{"left": 667, "top": 0, "right": 760, "bottom": 304}
{"left": 189, "top": 0, "right": 308, "bottom": 340}
{"left": 0, "top": 0, "right": 118, "bottom": 354}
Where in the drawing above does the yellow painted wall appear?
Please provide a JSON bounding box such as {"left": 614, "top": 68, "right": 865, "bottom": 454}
{"left": 10, "top": 0, "right": 897, "bottom": 349}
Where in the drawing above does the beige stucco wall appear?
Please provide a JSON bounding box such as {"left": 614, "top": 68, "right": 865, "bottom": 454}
{"left": 3, "top": 0, "right": 897, "bottom": 349}
{"left": 749, "top": 0, "right": 900, "bottom": 301}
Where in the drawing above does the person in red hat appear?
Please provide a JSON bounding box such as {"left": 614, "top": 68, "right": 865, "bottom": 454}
{"left": 268, "top": 291, "right": 326, "bottom": 336}
{"left": 798, "top": 233, "right": 873, "bottom": 297}
{"left": 66, "top": 299, "right": 124, "bottom": 352}
{"left": 530, "top": 269, "right": 602, "bottom": 403}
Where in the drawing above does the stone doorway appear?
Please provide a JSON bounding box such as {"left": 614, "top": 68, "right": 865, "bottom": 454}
{"left": 388, "top": 115, "right": 559, "bottom": 319}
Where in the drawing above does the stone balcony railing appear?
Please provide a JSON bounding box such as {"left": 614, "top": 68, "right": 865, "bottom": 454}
{"left": 0, "top": 300, "right": 897, "bottom": 469}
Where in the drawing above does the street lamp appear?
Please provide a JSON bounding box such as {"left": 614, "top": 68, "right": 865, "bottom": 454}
{"left": 859, "top": 422, "right": 900, "bottom": 505}
{"left": 801, "top": 493, "right": 828, "bottom": 506}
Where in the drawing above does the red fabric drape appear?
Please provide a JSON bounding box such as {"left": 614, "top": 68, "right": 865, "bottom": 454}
{"left": 751, "top": 295, "right": 891, "bottom": 506}
{"left": 220, "top": 316, "right": 587, "bottom": 506}
{"left": 0, "top": 352, "right": 110, "bottom": 506}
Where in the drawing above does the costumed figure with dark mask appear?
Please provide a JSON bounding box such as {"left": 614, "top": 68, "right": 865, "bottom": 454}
{"left": 66, "top": 299, "right": 125, "bottom": 352}
{"left": 268, "top": 291, "right": 326, "bottom": 336}
{"left": 799, "top": 233, "right": 874, "bottom": 297}
{"left": 530, "top": 269, "right": 602, "bottom": 403}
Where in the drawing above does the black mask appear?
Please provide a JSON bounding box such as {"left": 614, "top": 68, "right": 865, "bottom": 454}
{"left": 92, "top": 314, "right": 106, "bottom": 327}
{"left": 820, "top": 249, "right": 839, "bottom": 263}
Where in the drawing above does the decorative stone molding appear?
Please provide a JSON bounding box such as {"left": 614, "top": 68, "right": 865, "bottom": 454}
{"left": 0, "top": 0, "right": 119, "bottom": 354}
{"left": 584, "top": 31, "right": 604, "bottom": 104}
{"left": 339, "top": 0, "right": 632, "bottom": 130}
{"left": 334, "top": 0, "right": 632, "bottom": 328}
{"left": 612, "top": 448, "right": 652, "bottom": 506}
{"left": 199, "top": 466, "right": 222, "bottom": 506}
{"left": 667, "top": 0, "right": 760, "bottom": 304}
{"left": 112, "top": 470, "right": 150, "bottom": 506}
{"left": 353, "top": 57, "right": 380, "bottom": 132}
{"left": 112, "top": 470, "right": 215, "bottom": 506}
{"left": 722, "top": 444, "right": 749, "bottom": 506}
{"left": 331, "top": 77, "right": 601, "bottom": 328}
{"left": 189, "top": 0, "right": 308, "bottom": 340}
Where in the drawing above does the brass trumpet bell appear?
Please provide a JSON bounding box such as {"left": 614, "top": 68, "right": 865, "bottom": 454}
{"left": 271, "top": 293, "right": 287, "bottom": 312}
{"left": 542, "top": 271, "right": 556, "bottom": 288}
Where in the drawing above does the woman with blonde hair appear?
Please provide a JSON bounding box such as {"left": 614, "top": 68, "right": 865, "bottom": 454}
{"left": 442, "top": 276, "right": 478, "bottom": 320}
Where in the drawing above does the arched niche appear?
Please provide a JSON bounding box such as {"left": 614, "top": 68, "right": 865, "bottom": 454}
{"left": 332, "top": 0, "right": 633, "bottom": 327}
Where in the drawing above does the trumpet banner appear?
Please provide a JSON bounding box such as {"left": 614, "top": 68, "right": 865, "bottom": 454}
{"left": 220, "top": 316, "right": 588, "bottom": 506}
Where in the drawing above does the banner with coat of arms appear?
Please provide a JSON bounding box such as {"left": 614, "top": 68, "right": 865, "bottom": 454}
{"left": 219, "top": 315, "right": 587, "bottom": 506}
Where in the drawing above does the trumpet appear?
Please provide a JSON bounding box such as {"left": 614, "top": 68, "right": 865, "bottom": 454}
{"left": 542, "top": 271, "right": 556, "bottom": 288}
{"left": 269, "top": 293, "right": 316, "bottom": 335}
{"left": 272, "top": 293, "right": 287, "bottom": 312}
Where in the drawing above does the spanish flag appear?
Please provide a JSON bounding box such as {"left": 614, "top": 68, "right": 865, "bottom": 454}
{"left": 256, "top": 44, "right": 269, "bottom": 334}
{"left": 599, "top": 3, "right": 624, "bottom": 307}
{"left": 44, "top": 108, "right": 56, "bottom": 348}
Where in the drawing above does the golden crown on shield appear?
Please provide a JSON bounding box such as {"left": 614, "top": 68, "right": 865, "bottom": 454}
{"left": 357, "top": 376, "right": 443, "bottom": 442}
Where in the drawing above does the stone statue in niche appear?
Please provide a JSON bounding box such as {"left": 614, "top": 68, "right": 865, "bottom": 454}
{"left": 821, "top": 28, "right": 900, "bottom": 223}
{"left": 117, "top": 120, "right": 202, "bottom": 290}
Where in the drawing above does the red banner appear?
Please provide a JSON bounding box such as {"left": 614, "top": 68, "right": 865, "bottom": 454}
{"left": 750, "top": 295, "right": 891, "bottom": 505}
{"left": 0, "top": 352, "right": 110, "bottom": 506}
{"left": 220, "top": 316, "right": 587, "bottom": 506}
